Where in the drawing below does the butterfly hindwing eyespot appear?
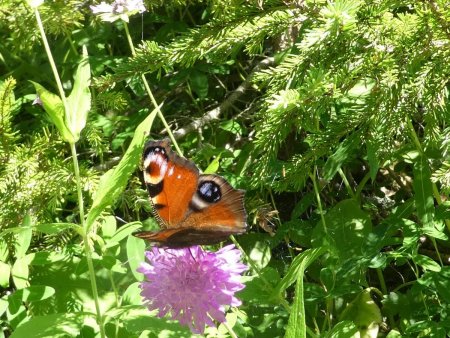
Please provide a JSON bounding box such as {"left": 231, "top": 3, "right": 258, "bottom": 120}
{"left": 198, "top": 181, "right": 222, "bottom": 203}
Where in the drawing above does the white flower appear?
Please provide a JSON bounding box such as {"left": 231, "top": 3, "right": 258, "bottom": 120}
{"left": 90, "top": 0, "right": 146, "bottom": 23}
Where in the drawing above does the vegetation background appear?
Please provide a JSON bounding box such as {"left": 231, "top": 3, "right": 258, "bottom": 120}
{"left": 1, "top": 0, "right": 450, "bottom": 337}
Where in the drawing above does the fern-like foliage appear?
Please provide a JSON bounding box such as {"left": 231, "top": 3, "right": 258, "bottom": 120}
{"left": 94, "top": 5, "right": 303, "bottom": 88}
{"left": 250, "top": 0, "right": 450, "bottom": 190}
{"left": 0, "top": 77, "right": 18, "bottom": 162}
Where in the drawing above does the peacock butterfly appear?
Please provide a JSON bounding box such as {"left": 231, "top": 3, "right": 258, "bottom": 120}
{"left": 133, "top": 139, "right": 247, "bottom": 247}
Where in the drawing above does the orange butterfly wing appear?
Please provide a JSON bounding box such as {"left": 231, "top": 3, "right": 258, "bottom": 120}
{"left": 133, "top": 139, "right": 247, "bottom": 247}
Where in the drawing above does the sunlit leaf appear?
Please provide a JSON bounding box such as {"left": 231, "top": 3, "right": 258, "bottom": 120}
{"left": 66, "top": 46, "right": 91, "bottom": 142}
{"left": 127, "top": 235, "right": 145, "bottom": 282}
{"left": 10, "top": 313, "right": 85, "bottom": 338}
{"left": 31, "top": 82, "right": 74, "bottom": 143}
{"left": 86, "top": 108, "right": 158, "bottom": 230}
{"left": 285, "top": 247, "right": 325, "bottom": 338}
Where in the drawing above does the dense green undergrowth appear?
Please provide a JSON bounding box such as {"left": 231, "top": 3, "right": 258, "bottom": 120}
{"left": 1, "top": 0, "right": 450, "bottom": 337}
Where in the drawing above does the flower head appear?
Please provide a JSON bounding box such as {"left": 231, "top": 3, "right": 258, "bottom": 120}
{"left": 137, "top": 245, "right": 248, "bottom": 334}
{"left": 90, "top": 0, "right": 146, "bottom": 22}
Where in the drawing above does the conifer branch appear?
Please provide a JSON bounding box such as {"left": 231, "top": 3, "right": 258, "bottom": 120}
{"left": 170, "top": 57, "right": 274, "bottom": 139}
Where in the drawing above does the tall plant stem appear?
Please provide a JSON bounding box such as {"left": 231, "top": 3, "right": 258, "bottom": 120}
{"left": 35, "top": 7, "right": 105, "bottom": 337}
{"left": 34, "top": 8, "right": 69, "bottom": 112}
{"left": 123, "top": 22, "right": 182, "bottom": 156}
{"left": 70, "top": 143, "right": 106, "bottom": 338}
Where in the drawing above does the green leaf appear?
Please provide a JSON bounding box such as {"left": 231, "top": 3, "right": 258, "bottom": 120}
{"left": 436, "top": 202, "right": 450, "bottom": 220}
{"left": 413, "top": 156, "right": 434, "bottom": 228}
{"left": 273, "top": 247, "right": 325, "bottom": 296}
{"left": 120, "top": 308, "right": 191, "bottom": 335}
{"left": 291, "top": 192, "right": 314, "bottom": 219}
{"left": 312, "top": 199, "right": 372, "bottom": 262}
{"left": 0, "top": 297, "right": 7, "bottom": 317}
{"left": 339, "top": 288, "right": 382, "bottom": 337}
{"left": 0, "top": 261, "right": 10, "bottom": 288}
{"left": 14, "top": 214, "right": 32, "bottom": 259}
{"left": 127, "top": 236, "right": 145, "bottom": 282}
{"left": 109, "top": 222, "right": 142, "bottom": 244}
{"left": 86, "top": 108, "right": 158, "bottom": 230}
{"left": 26, "top": 251, "right": 68, "bottom": 265}
{"left": 101, "top": 215, "right": 117, "bottom": 238}
{"left": 323, "top": 134, "right": 359, "bottom": 180}
{"left": 10, "top": 313, "right": 85, "bottom": 338}
{"left": 413, "top": 254, "right": 441, "bottom": 272}
{"left": 204, "top": 155, "right": 221, "bottom": 174}
{"left": 189, "top": 70, "right": 208, "bottom": 98}
{"left": 12, "top": 257, "right": 29, "bottom": 289}
{"left": 66, "top": 46, "right": 91, "bottom": 142}
{"left": 31, "top": 81, "right": 74, "bottom": 143}
{"left": 366, "top": 142, "right": 379, "bottom": 181}
{"left": 35, "top": 222, "right": 77, "bottom": 234}
{"left": 9, "top": 285, "right": 55, "bottom": 303}
{"left": 239, "top": 267, "right": 280, "bottom": 304}
{"left": 0, "top": 240, "right": 8, "bottom": 261}
{"left": 285, "top": 248, "right": 325, "bottom": 338}
{"left": 121, "top": 282, "right": 143, "bottom": 306}
{"left": 324, "top": 321, "right": 358, "bottom": 338}
{"left": 249, "top": 241, "right": 271, "bottom": 269}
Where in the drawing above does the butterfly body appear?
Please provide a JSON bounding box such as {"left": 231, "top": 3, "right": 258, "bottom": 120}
{"left": 133, "top": 139, "right": 247, "bottom": 247}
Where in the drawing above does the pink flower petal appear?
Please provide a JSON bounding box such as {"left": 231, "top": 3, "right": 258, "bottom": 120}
{"left": 138, "top": 245, "right": 248, "bottom": 334}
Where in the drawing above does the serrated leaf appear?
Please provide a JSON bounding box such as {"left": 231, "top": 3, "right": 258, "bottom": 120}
{"left": 66, "top": 46, "right": 91, "bottom": 142}
{"left": 413, "top": 254, "right": 441, "bottom": 272}
{"left": 31, "top": 81, "right": 74, "bottom": 143}
{"left": 86, "top": 108, "right": 158, "bottom": 230}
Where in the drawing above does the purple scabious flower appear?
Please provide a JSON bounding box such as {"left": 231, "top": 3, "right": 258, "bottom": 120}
{"left": 137, "top": 245, "right": 248, "bottom": 334}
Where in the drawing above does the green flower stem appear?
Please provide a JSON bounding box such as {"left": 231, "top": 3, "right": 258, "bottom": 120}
{"left": 337, "top": 168, "right": 355, "bottom": 199}
{"left": 222, "top": 321, "right": 238, "bottom": 338}
{"left": 310, "top": 169, "right": 327, "bottom": 235}
{"left": 35, "top": 8, "right": 105, "bottom": 337}
{"left": 34, "top": 8, "right": 69, "bottom": 113}
{"left": 123, "top": 22, "right": 183, "bottom": 156}
{"left": 71, "top": 142, "right": 106, "bottom": 338}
